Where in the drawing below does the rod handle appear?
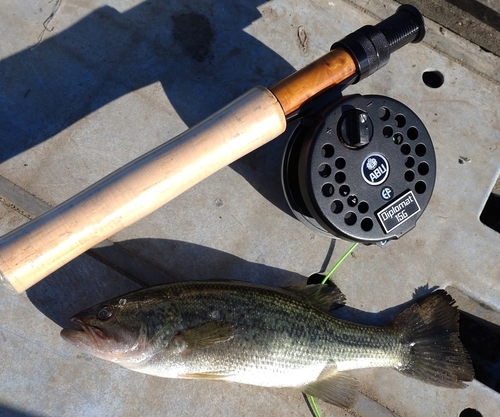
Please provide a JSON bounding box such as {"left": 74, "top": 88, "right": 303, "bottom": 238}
{"left": 0, "top": 87, "right": 286, "bottom": 293}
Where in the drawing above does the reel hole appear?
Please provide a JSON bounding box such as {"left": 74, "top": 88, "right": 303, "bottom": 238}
{"left": 418, "top": 162, "right": 429, "bottom": 175}
{"left": 347, "top": 195, "right": 358, "bottom": 207}
{"left": 415, "top": 181, "right": 427, "bottom": 194}
{"left": 331, "top": 200, "right": 343, "bottom": 214}
{"left": 405, "top": 170, "right": 415, "bottom": 182}
{"left": 405, "top": 156, "right": 415, "bottom": 168}
{"left": 383, "top": 126, "right": 393, "bottom": 138}
{"left": 407, "top": 127, "right": 418, "bottom": 140}
{"left": 322, "top": 144, "right": 335, "bottom": 158}
{"left": 361, "top": 217, "right": 373, "bottom": 231}
{"left": 335, "top": 157, "right": 346, "bottom": 169}
{"left": 401, "top": 143, "right": 411, "bottom": 155}
{"left": 318, "top": 163, "right": 332, "bottom": 178}
{"left": 339, "top": 185, "right": 350, "bottom": 196}
{"left": 322, "top": 183, "right": 334, "bottom": 197}
{"left": 344, "top": 212, "right": 357, "bottom": 226}
{"left": 358, "top": 201, "right": 369, "bottom": 213}
{"left": 395, "top": 114, "right": 406, "bottom": 128}
{"left": 378, "top": 106, "right": 390, "bottom": 121}
{"left": 393, "top": 133, "right": 404, "bottom": 145}
{"left": 335, "top": 172, "right": 346, "bottom": 183}
{"left": 415, "top": 143, "right": 427, "bottom": 157}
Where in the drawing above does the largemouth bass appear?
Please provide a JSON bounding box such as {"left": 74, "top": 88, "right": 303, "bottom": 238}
{"left": 61, "top": 281, "right": 473, "bottom": 408}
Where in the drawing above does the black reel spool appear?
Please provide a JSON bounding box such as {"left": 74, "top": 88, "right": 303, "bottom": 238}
{"left": 282, "top": 93, "right": 436, "bottom": 245}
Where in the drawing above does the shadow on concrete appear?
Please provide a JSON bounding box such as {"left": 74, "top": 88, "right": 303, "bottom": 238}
{"left": 26, "top": 238, "right": 306, "bottom": 328}
{"left": 27, "top": 237, "right": 437, "bottom": 330}
{"left": 327, "top": 283, "right": 440, "bottom": 326}
{"left": 0, "top": 405, "right": 41, "bottom": 417}
{"left": 31, "top": 238, "right": 497, "bottom": 389}
{"left": 0, "top": 0, "right": 296, "bottom": 213}
{"left": 460, "top": 312, "right": 500, "bottom": 393}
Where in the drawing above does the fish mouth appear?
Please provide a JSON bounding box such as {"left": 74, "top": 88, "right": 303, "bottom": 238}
{"left": 60, "top": 316, "right": 107, "bottom": 351}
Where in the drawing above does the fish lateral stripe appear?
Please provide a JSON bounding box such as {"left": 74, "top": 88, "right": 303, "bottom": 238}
{"left": 336, "top": 356, "right": 399, "bottom": 372}
{"left": 179, "top": 371, "right": 233, "bottom": 380}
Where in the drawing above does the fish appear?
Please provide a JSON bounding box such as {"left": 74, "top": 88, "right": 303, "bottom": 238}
{"left": 60, "top": 280, "right": 474, "bottom": 408}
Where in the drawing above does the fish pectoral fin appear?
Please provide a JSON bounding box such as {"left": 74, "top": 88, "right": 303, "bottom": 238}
{"left": 282, "top": 284, "right": 346, "bottom": 311}
{"left": 302, "top": 370, "right": 359, "bottom": 408}
{"left": 179, "top": 371, "right": 231, "bottom": 380}
{"left": 174, "top": 321, "right": 235, "bottom": 351}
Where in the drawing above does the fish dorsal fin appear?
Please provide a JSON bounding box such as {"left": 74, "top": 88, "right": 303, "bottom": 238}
{"left": 282, "top": 284, "right": 346, "bottom": 311}
{"left": 173, "top": 321, "right": 235, "bottom": 352}
{"left": 206, "top": 279, "right": 346, "bottom": 312}
{"left": 302, "top": 367, "right": 359, "bottom": 408}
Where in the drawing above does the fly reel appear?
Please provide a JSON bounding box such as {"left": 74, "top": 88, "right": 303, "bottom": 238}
{"left": 282, "top": 93, "right": 436, "bottom": 244}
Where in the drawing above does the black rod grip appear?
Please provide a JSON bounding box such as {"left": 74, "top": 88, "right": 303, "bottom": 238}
{"left": 331, "top": 4, "right": 425, "bottom": 83}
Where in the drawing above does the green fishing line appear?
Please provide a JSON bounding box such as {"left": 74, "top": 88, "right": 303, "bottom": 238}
{"left": 321, "top": 242, "right": 358, "bottom": 285}
{"left": 308, "top": 241, "right": 359, "bottom": 417}
{"left": 308, "top": 395, "right": 322, "bottom": 417}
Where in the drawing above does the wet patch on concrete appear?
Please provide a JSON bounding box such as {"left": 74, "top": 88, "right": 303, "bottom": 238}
{"left": 171, "top": 12, "right": 215, "bottom": 62}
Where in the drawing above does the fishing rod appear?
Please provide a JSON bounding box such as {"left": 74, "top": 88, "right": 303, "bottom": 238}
{"left": 0, "top": 5, "right": 427, "bottom": 293}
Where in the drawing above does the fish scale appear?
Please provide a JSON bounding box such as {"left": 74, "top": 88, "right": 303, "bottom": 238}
{"left": 61, "top": 280, "right": 474, "bottom": 409}
{"left": 167, "top": 283, "right": 389, "bottom": 369}
{"left": 157, "top": 283, "right": 369, "bottom": 373}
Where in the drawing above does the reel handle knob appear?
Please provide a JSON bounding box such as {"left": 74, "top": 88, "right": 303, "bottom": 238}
{"left": 338, "top": 110, "right": 373, "bottom": 149}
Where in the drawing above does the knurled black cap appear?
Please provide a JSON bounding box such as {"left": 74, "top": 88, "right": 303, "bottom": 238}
{"left": 331, "top": 5, "right": 425, "bottom": 83}
{"left": 375, "top": 4, "right": 426, "bottom": 53}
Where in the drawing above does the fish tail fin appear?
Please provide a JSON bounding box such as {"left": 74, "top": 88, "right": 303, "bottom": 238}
{"left": 392, "top": 289, "right": 474, "bottom": 388}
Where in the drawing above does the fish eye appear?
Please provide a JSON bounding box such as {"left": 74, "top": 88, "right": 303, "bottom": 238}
{"left": 97, "top": 305, "right": 114, "bottom": 321}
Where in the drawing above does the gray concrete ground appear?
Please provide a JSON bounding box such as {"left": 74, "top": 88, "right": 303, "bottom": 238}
{"left": 405, "top": 0, "right": 500, "bottom": 56}
{"left": 0, "top": 0, "right": 499, "bottom": 416}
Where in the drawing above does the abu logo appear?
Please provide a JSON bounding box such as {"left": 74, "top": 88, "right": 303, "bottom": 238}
{"left": 369, "top": 164, "right": 387, "bottom": 182}
{"left": 361, "top": 154, "right": 389, "bottom": 185}
{"left": 366, "top": 157, "right": 378, "bottom": 170}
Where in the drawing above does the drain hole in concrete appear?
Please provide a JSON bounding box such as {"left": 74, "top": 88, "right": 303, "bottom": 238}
{"left": 480, "top": 177, "right": 500, "bottom": 233}
{"left": 422, "top": 70, "right": 444, "bottom": 88}
{"left": 459, "top": 409, "right": 482, "bottom": 417}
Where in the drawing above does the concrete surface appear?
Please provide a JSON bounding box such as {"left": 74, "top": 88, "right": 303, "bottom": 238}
{"left": 404, "top": 0, "right": 500, "bottom": 57}
{"left": 0, "top": 0, "right": 499, "bottom": 416}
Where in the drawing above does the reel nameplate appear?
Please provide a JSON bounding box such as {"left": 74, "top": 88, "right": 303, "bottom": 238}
{"left": 376, "top": 190, "right": 421, "bottom": 234}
